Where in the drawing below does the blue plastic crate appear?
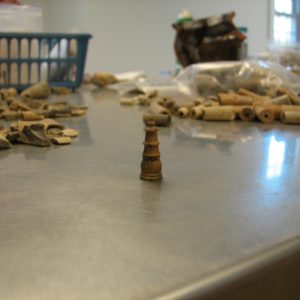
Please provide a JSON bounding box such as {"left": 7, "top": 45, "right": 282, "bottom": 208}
{"left": 0, "top": 32, "right": 92, "bottom": 91}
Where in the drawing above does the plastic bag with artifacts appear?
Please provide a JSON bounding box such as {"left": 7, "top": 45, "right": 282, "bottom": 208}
{"left": 172, "top": 11, "right": 246, "bottom": 67}
{"left": 259, "top": 45, "right": 300, "bottom": 76}
{"left": 175, "top": 60, "right": 300, "bottom": 97}
{"left": 91, "top": 72, "right": 118, "bottom": 87}
{"left": 175, "top": 61, "right": 241, "bottom": 97}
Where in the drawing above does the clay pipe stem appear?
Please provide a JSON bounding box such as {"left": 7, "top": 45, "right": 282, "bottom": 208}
{"left": 219, "top": 93, "right": 254, "bottom": 105}
{"left": 281, "top": 111, "right": 300, "bottom": 124}
{"left": 143, "top": 113, "right": 171, "bottom": 127}
{"left": 203, "top": 106, "right": 236, "bottom": 121}
{"left": 150, "top": 102, "right": 170, "bottom": 115}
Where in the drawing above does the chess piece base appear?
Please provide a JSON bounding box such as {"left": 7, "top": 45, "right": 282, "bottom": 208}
{"left": 140, "top": 173, "right": 162, "bottom": 181}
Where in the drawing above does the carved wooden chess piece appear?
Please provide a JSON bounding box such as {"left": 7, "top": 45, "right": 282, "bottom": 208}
{"left": 140, "top": 121, "right": 162, "bottom": 181}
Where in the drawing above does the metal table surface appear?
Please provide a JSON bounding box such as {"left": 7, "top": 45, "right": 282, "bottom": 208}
{"left": 1, "top": 88, "right": 300, "bottom": 300}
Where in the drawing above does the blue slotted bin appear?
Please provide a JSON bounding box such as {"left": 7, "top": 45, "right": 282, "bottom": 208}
{"left": 0, "top": 32, "right": 92, "bottom": 91}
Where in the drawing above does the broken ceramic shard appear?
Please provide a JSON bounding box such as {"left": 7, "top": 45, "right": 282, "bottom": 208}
{"left": 70, "top": 108, "right": 87, "bottom": 117}
{"left": 7, "top": 88, "right": 18, "bottom": 98}
{"left": 21, "top": 111, "right": 44, "bottom": 121}
{"left": 22, "top": 98, "right": 48, "bottom": 110}
{"left": 40, "top": 102, "right": 87, "bottom": 118}
{"left": 51, "top": 87, "right": 72, "bottom": 95}
{"left": 0, "top": 103, "right": 7, "bottom": 113}
{"left": 21, "top": 82, "right": 51, "bottom": 99}
{"left": 0, "top": 89, "right": 9, "bottom": 100}
{"left": 0, "top": 135, "right": 11, "bottom": 150}
{"left": 49, "top": 136, "right": 72, "bottom": 145}
{"left": 62, "top": 128, "right": 79, "bottom": 138}
{"left": 0, "top": 128, "right": 9, "bottom": 138}
{"left": 91, "top": 72, "right": 118, "bottom": 87}
{"left": 9, "top": 100, "right": 31, "bottom": 111}
{"left": 0, "top": 88, "right": 17, "bottom": 99}
{"left": 18, "top": 123, "right": 51, "bottom": 147}
{"left": 6, "top": 131, "right": 19, "bottom": 143}
{"left": 46, "top": 128, "right": 63, "bottom": 137}
{"left": 1, "top": 110, "right": 18, "bottom": 121}
{"left": 10, "top": 118, "right": 65, "bottom": 133}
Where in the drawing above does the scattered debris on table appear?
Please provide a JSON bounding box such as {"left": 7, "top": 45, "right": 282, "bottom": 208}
{"left": 0, "top": 81, "right": 87, "bottom": 151}
{"left": 118, "top": 84, "right": 300, "bottom": 127}
{"left": 110, "top": 60, "right": 300, "bottom": 128}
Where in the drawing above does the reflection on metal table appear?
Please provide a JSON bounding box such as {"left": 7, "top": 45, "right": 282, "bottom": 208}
{"left": 0, "top": 87, "right": 300, "bottom": 300}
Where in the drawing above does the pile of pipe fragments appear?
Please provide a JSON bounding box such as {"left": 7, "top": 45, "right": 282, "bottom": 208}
{"left": 0, "top": 82, "right": 87, "bottom": 151}
{"left": 120, "top": 86, "right": 300, "bottom": 127}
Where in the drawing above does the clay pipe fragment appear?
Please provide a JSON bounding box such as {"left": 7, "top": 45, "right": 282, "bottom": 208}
{"left": 0, "top": 89, "right": 9, "bottom": 100}
{"left": 203, "top": 106, "right": 236, "bottom": 121}
{"left": 120, "top": 98, "right": 138, "bottom": 105}
{"left": 255, "top": 106, "right": 275, "bottom": 123}
{"left": 143, "top": 113, "right": 171, "bottom": 127}
{"left": 235, "top": 106, "right": 255, "bottom": 122}
{"left": 262, "top": 104, "right": 281, "bottom": 120}
{"left": 277, "top": 88, "right": 300, "bottom": 105}
{"left": 158, "top": 97, "right": 175, "bottom": 110}
{"left": 191, "top": 105, "right": 204, "bottom": 119}
{"left": 281, "top": 105, "right": 300, "bottom": 112}
{"left": 264, "top": 95, "right": 291, "bottom": 105}
{"left": 281, "top": 111, "right": 300, "bottom": 124}
{"left": 149, "top": 102, "right": 170, "bottom": 115}
{"left": 9, "top": 100, "right": 31, "bottom": 111}
{"left": 177, "top": 107, "right": 190, "bottom": 118}
{"left": 0, "top": 88, "right": 17, "bottom": 99}
{"left": 21, "top": 111, "right": 44, "bottom": 121}
{"left": 219, "top": 93, "right": 254, "bottom": 106}
{"left": 1, "top": 110, "right": 18, "bottom": 120}
{"left": 238, "top": 88, "right": 270, "bottom": 103}
{"left": 177, "top": 100, "right": 200, "bottom": 118}
{"left": 203, "top": 99, "right": 219, "bottom": 107}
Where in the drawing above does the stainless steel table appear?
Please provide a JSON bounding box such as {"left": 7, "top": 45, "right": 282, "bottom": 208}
{"left": 1, "top": 88, "right": 300, "bottom": 300}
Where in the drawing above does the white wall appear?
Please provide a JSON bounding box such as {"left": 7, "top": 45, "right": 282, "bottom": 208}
{"left": 22, "top": 0, "right": 271, "bottom": 75}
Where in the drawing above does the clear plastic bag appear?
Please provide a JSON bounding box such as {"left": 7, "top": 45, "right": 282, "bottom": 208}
{"left": 259, "top": 45, "right": 300, "bottom": 75}
{"left": 175, "top": 60, "right": 300, "bottom": 97}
